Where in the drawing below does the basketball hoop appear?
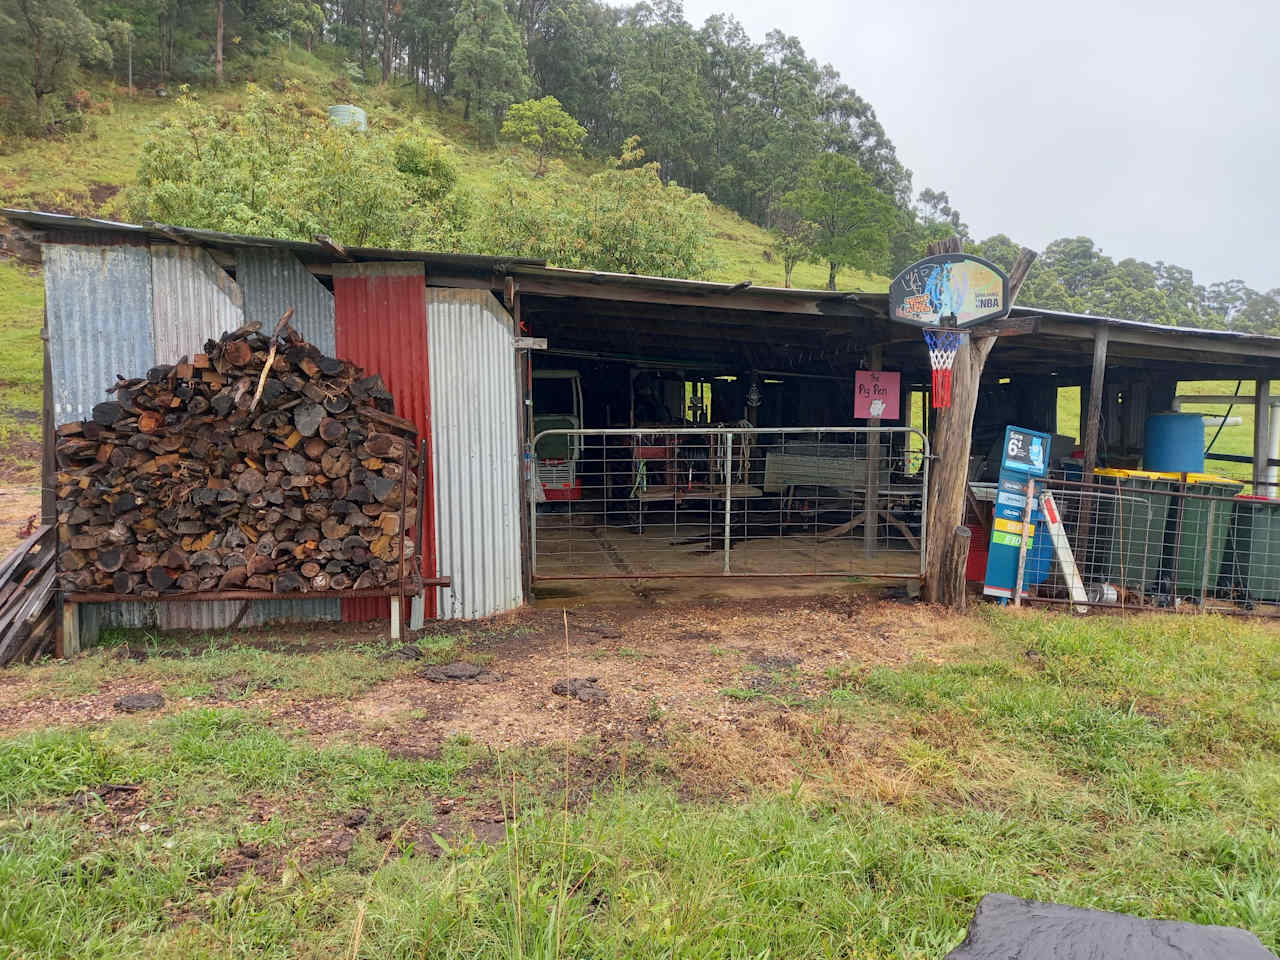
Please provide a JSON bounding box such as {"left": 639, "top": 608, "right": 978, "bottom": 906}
{"left": 924, "top": 328, "right": 966, "bottom": 409}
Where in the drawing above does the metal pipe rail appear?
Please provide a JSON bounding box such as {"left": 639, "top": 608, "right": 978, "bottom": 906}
{"left": 530, "top": 426, "right": 929, "bottom": 582}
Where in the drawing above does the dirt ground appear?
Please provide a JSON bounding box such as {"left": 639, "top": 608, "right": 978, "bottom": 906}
{"left": 0, "top": 596, "right": 984, "bottom": 759}
{"left": 0, "top": 481, "right": 40, "bottom": 554}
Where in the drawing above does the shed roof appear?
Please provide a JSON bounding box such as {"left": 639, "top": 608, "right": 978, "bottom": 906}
{"left": 6, "top": 208, "right": 1280, "bottom": 377}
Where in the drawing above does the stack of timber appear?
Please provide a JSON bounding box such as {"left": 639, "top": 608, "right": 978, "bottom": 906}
{"left": 0, "top": 525, "right": 57, "bottom": 665}
{"left": 54, "top": 315, "right": 422, "bottom": 599}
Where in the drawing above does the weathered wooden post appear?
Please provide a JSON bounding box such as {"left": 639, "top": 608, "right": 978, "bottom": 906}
{"left": 917, "top": 240, "right": 1038, "bottom": 607}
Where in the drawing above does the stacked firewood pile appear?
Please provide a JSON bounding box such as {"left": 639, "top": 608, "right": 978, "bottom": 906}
{"left": 54, "top": 315, "right": 422, "bottom": 597}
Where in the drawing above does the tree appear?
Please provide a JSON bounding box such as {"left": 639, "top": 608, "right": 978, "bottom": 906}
{"left": 0, "top": 0, "right": 109, "bottom": 131}
{"left": 769, "top": 206, "right": 815, "bottom": 288}
{"left": 214, "top": 0, "right": 224, "bottom": 83}
{"left": 615, "top": 0, "right": 710, "bottom": 190}
{"left": 781, "top": 153, "right": 896, "bottom": 289}
{"left": 915, "top": 188, "right": 968, "bottom": 243}
{"left": 472, "top": 138, "right": 713, "bottom": 277}
{"left": 450, "top": 0, "right": 528, "bottom": 142}
{"left": 528, "top": 0, "right": 623, "bottom": 142}
{"left": 501, "top": 95, "right": 585, "bottom": 176}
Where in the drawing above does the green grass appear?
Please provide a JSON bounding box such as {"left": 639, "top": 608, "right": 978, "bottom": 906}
{"left": 1, "top": 610, "right": 1278, "bottom": 957}
{"left": 9, "top": 629, "right": 461, "bottom": 701}
{"left": 0, "top": 259, "right": 43, "bottom": 449}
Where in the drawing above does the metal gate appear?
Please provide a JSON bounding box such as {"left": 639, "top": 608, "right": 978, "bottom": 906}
{"left": 530, "top": 427, "right": 929, "bottom": 581}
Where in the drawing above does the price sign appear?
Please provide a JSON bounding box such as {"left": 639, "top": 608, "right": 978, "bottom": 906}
{"left": 983, "top": 424, "right": 1053, "bottom": 600}
{"left": 1000, "top": 425, "right": 1050, "bottom": 477}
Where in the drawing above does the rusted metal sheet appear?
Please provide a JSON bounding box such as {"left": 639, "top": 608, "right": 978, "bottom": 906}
{"left": 334, "top": 262, "right": 435, "bottom": 622}
{"left": 427, "top": 289, "right": 522, "bottom": 619}
{"left": 43, "top": 243, "right": 156, "bottom": 424}
{"left": 238, "top": 248, "right": 336, "bottom": 354}
{"left": 150, "top": 245, "right": 244, "bottom": 361}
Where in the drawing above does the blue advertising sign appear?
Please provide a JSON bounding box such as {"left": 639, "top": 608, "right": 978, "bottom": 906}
{"left": 1000, "top": 424, "right": 1050, "bottom": 477}
{"left": 983, "top": 426, "right": 1053, "bottom": 600}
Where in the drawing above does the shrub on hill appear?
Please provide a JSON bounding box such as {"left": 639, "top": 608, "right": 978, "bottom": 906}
{"left": 129, "top": 85, "right": 468, "bottom": 250}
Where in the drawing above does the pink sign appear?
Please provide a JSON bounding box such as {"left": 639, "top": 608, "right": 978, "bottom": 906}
{"left": 855, "top": 370, "right": 900, "bottom": 420}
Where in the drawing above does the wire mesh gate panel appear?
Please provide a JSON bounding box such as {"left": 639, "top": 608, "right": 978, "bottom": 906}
{"left": 983, "top": 470, "right": 1280, "bottom": 615}
{"left": 530, "top": 428, "right": 928, "bottom": 580}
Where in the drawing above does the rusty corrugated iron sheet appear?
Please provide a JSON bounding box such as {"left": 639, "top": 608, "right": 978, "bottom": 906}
{"left": 334, "top": 262, "right": 435, "bottom": 622}
{"left": 43, "top": 243, "right": 156, "bottom": 424}
{"left": 427, "top": 289, "right": 522, "bottom": 619}
{"left": 238, "top": 248, "right": 336, "bottom": 354}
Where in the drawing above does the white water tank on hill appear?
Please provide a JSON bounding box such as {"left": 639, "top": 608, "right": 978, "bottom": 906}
{"left": 327, "top": 104, "right": 367, "bottom": 130}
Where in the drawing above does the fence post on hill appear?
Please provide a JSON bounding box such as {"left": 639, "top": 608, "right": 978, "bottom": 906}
{"left": 923, "top": 240, "right": 1038, "bottom": 607}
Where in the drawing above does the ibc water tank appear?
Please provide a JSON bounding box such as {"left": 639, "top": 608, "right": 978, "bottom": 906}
{"left": 1143, "top": 413, "right": 1205, "bottom": 473}
{"left": 327, "top": 104, "right": 367, "bottom": 130}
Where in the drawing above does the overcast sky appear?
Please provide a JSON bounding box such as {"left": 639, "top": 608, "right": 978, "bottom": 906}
{"left": 676, "top": 0, "right": 1279, "bottom": 291}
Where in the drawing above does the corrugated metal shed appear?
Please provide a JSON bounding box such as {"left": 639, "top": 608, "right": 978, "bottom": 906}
{"left": 238, "top": 248, "right": 336, "bottom": 355}
{"left": 43, "top": 243, "right": 156, "bottom": 424}
{"left": 427, "top": 290, "right": 523, "bottom": 619}
{"left": 148, "top": 244, "right": 248, "bottom": 630}
{"left": 333, "top": 262, "right": 435, "bottom": 621}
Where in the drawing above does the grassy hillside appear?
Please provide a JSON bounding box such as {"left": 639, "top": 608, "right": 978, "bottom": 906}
{"left": 0, "top": 50, "right": 881, "bottom": 293}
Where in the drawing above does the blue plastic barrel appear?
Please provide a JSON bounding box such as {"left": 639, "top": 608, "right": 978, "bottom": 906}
{"left": 1144, "top": 413, "right": 1204, "bottom": 473}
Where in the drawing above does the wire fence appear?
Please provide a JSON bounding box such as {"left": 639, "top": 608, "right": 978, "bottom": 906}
{"left": 531, "top": 427, "right": 929, "bottom": 581}
{"left": 979, "top": 470, "right": 1280, "bottom": 614}
{"left": 531, "top": 426, "right": 1280, "bottom": 615}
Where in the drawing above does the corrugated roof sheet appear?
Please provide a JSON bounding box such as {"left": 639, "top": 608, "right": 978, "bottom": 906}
{"left": 14, "top": 208, "right": 1280, "bottom": 351}
{"left": 1, "top": 208, "right": 544, "bottom": 270}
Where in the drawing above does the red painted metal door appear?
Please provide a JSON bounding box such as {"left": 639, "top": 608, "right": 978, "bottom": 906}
{"left": 333, "top": 263, "right": 436, "bottom": 622}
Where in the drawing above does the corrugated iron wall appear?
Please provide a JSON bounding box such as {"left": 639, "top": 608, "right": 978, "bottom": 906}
{"left": 149, "top": 244, "right": 249, "bottom": 630}
{"left": 150, "top": 245, "right": 244, "bottom": 360}
{"left": 238, "top": 249, "right": 336, "bottom": 354}
{"left": 333, "top": 262, "right": 436, "bottom": 621}
{"left": 427, "top": 289, "right": 523, "bottom": 619}
{"left": 43, "top": 244, "right": 156, "bottom": 424}
{"left": 237, "top": 248, "right": 341, "bottom": 625}
{"left": 44, "top": 243, "right": 158, "bottom": 636}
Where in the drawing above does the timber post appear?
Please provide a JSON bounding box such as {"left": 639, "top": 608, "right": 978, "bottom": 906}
{"left": 1253, "top": 379, "right": 1273, "bottom": 492}
{"left": 923, "top": 242, "right": 1037, "bottom": 607}
{"left": 1074, "top": 325, "right": 1110, "bottom": 556}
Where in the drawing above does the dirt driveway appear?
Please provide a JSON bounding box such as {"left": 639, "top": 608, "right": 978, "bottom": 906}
{"left": 0, "top": 597, "right": 984, "bottom": 763}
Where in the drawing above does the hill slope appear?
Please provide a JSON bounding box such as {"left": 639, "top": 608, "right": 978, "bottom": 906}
{"left": 0, "top": 51, "right": 883, "bottom": 293}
